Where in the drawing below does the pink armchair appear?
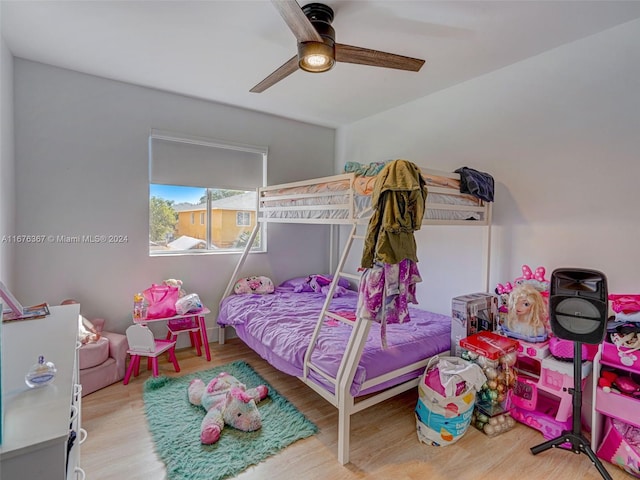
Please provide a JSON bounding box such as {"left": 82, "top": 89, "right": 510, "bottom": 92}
{"left": 78, "top": 318, "right": 128, "bottom": 396}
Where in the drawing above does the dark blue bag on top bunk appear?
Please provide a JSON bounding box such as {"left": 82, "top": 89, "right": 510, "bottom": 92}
{"left": 454, "top": 167, "right": 495, "bottom": 202}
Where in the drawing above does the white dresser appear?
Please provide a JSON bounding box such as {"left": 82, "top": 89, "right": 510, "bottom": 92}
{"left": 0, "top": 304, "right": 86, "bottom": 479}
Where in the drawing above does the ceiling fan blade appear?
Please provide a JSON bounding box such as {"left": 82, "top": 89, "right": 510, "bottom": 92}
{"left": 335, "top": 43, "right": 425, "bottom": 72}
{"left": 250, "top": 55, "right": 299, "bottom": 93}
{"left": 271, "top": 0, "right": 323, "bottom": 43}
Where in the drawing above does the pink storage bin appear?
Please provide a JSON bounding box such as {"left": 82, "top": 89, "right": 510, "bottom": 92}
{"left": 595, "top": 387, "right": 640, "bottom": 428}
{"left": 167, "top": 317, "right": 199, "bottom": 331}
{"left": 596, "top": 416, "right": 640, "bottom": 478}
{"left": 602, "top": 340, "right": 640, "bottom": 370}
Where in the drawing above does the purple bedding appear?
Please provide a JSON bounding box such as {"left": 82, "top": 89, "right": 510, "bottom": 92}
{"left": 218, "top": 287, "right": 451, "bottom": 397}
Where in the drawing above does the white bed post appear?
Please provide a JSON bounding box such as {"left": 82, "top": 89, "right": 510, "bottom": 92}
{"left": 337, "top": 318, "right": 372, "bottom": 465}
{"left": 483, "top": 202, "right": 493, "bottom": 293}
{"left": 218, "top": 222, "right": 261, "bottom": 344}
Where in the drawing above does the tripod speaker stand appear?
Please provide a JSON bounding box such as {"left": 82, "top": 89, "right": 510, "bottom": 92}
{"left": 530, "top": 268, "right": 612, "bottom": 480}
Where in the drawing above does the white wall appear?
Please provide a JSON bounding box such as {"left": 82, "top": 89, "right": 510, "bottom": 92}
{"left": 0, "top": 33, "right": 15, "bottom": 285}
{"left": 337, "top": 19, "right": 640, "bottom": 315}
{"left": 13, "top": 60, "right": 335, "bottom": 333}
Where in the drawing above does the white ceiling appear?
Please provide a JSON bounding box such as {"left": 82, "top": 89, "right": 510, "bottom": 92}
{"left": 3, "top": 0, "right": 640, "bottom": 128}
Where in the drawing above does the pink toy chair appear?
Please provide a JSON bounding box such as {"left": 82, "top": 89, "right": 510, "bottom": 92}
{"left": 123, "top": 324, "right": 180, "bottom": 385}
{"left": 166, "top": 318, "right": 203, "bottom": 357}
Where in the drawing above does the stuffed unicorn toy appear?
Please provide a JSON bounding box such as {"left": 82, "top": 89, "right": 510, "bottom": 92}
{"left": 188, "top": 372, "right": 269, "bottom": 444}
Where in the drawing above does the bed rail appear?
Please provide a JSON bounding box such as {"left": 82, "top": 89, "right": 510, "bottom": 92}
{"left": 256, "top": 168, "right": 491, "bottom": 226}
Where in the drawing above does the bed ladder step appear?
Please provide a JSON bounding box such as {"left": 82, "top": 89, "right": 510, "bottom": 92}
{"left": 339, "top": 272, "right": 361, "bottom": 281}
{"left": 324, "top": 311, "right": 356, "bottom": 325}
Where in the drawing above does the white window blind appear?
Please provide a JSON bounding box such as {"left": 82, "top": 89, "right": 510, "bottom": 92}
{"left": 149, "top": 129, "right": 266, "bottom": 190}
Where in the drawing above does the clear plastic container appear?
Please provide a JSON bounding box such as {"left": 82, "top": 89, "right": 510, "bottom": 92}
{"left": 25, "top": 355, "right": 57, "bottom": 388}
{"left": 133, "top": 293, "right": 146, "bottom": 319}
{"left": 460, "top": 331, "right": 519, "bottom": 436}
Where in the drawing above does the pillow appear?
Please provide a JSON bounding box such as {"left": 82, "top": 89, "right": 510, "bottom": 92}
{"left": 279, "top": 274, "right": 350, "bottom": 290}
{"left": 233, "top": 275, "right": 275, "bottom": 295}
{"left": 279, "top": 274, "right": 351, "bottom": 296}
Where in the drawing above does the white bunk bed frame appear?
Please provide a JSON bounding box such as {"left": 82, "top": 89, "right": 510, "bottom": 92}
{"left": 218, "top": 166, "right": 493, "bottom": 464}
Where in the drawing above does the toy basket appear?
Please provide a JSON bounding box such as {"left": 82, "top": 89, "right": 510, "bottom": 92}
{"left": 415, "top": 356, "right": 479, "bottom": 446}
{"left": 596, "top": 417, "right": 640, "bottom": 478}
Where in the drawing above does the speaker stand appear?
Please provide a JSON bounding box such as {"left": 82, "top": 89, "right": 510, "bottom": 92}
{"left": 530, "top": 341, "right": 612, "bottom": 480}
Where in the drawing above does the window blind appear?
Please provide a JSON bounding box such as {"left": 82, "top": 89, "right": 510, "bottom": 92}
{"left": 149, "top": 130, "right": 266, "bottom": 190}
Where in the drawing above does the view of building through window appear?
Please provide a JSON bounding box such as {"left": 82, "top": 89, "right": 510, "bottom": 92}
{"left": 149, "top": 184, "right": 262, "bottom": 254}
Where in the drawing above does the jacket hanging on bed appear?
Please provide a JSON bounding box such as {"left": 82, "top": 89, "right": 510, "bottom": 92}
{"left": 358, "top": 159, "right": 428, "bottom": 347}
{"left": 361, "top": 159, "right": 428, "bottom": 268}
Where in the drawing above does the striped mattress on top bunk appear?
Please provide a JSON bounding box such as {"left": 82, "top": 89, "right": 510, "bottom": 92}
{"left": 258, "top": 160, "right": 491, "bottom": 223}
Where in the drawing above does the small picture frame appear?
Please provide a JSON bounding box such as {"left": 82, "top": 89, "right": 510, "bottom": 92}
{"left": 0, "top": 281, "right": 24, "bottom": 317}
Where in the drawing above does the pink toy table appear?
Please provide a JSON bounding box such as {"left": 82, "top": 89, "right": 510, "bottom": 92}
{"left": 134, "top": 306, "right": 211, "bottom": 361}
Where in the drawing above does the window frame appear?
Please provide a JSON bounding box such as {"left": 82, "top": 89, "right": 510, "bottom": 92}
{"left": 148, "top": 130, "right": 268, "bottom": 256}
{"left": 236, "top": 211, "right": 251, "bottom": 227}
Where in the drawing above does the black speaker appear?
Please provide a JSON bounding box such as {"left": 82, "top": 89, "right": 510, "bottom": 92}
{"left": 549, "top": 268, "right": 608, "bottom": 344}
{"left": 532, "top": 267, "right": 613, "bottom": 480}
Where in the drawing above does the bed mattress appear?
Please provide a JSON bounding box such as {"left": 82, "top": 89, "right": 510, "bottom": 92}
{"left": 218, "top": 288, "right": 452, "bottom": 397}
{"left": 259, "top": 174, "right": 484, "bottom": 222}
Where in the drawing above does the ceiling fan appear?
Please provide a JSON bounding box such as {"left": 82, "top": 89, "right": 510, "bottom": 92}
{"left": 250, "top": 0, "right": 426, "bottom": 93}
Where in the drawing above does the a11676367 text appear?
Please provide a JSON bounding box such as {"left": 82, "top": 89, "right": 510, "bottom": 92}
{"left": 1, "top": 234, "right": 129, "bottom": 244}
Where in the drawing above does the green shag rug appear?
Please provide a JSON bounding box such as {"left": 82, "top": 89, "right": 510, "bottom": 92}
{"left": 143, "top": 360, "right": 318, "bottom": 480}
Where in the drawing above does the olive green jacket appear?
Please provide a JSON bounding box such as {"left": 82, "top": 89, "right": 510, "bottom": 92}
{"left": 361, "top": 160, "right": 428, "bottom": 268}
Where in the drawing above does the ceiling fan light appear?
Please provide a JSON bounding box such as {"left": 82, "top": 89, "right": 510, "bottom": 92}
{"left": 298, "top": 42, "right": 335, "bottom": 73}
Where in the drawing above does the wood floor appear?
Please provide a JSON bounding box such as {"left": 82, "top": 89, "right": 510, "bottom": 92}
{"left": 81, "top": 339, "right": 630, "bottom": 480}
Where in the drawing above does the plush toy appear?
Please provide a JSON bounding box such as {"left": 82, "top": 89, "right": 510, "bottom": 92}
{"left": 513, "top": 264, "right": 550, "bottom": 292}
{"left": 599, "top": 370, "right": 618, "bottom": 392}
{"left": 163, "top": 278, "right": 186, "bottom": 297}
{"left": 188, "top": 372, "right": 269, "bottom": 444}
{"left": 299, "top": 274, "right": 348, "bottom": 298}
{"left": 496, "top": 265, "right": 550, "bottom": 295}
{"left": 233, "top": 275, "right": 275, "bottom": 295}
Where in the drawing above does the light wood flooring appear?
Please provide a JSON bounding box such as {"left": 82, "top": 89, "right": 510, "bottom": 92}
{"left": 81, "top": 338, "right": 630, "bottom": 480}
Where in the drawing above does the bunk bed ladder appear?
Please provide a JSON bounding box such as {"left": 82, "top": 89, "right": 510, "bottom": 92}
{"left": 302, "top": 221, "right": 372, "bottom": 465}
{"left": 302, "top": 223, "right": 360, "bottom": 380}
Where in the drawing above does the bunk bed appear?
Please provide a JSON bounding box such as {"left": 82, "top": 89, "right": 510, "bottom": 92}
{"left": 217, "top": 163, "right": 493, "bottom": 464}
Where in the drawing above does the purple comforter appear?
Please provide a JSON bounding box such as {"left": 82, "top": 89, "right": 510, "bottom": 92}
{"left": 218, "top": 287, "right": 451, "bottom": 397}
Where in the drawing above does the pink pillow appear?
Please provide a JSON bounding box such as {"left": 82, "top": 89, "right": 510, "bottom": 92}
{"left": 233, "top": 276, "right": 274, "bottom": 295}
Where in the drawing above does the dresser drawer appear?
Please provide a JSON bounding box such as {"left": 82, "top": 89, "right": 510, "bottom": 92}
{"left": 601, "top": 341, "right": 640, "bottom": 371}
{"left": 595, "top": 387, "right": 640, "bottom": 429}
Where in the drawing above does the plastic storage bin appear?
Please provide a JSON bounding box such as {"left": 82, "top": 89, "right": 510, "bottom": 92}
{"left": 596, "top": 417, "right": 640, "bottom": 478}
{"left": 460, "top": 331, "right": 519, "bottom": 436}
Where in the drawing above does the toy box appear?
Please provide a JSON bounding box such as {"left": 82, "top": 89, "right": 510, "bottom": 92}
{"left": 459, "top": 331, "right": 519, "bottom": 360}
{"left": 596, "top": 417, "right": 640, "bottom": 478}
{"left": 451, "top": 293, "right": 498, "bottom": 357}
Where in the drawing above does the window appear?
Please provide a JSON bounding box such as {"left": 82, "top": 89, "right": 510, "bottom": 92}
{"left": 236, "top": 211, "right": 251, "bottom": 226}
{"left": 148, "top": 130, "right": 267, "bottom": 255}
